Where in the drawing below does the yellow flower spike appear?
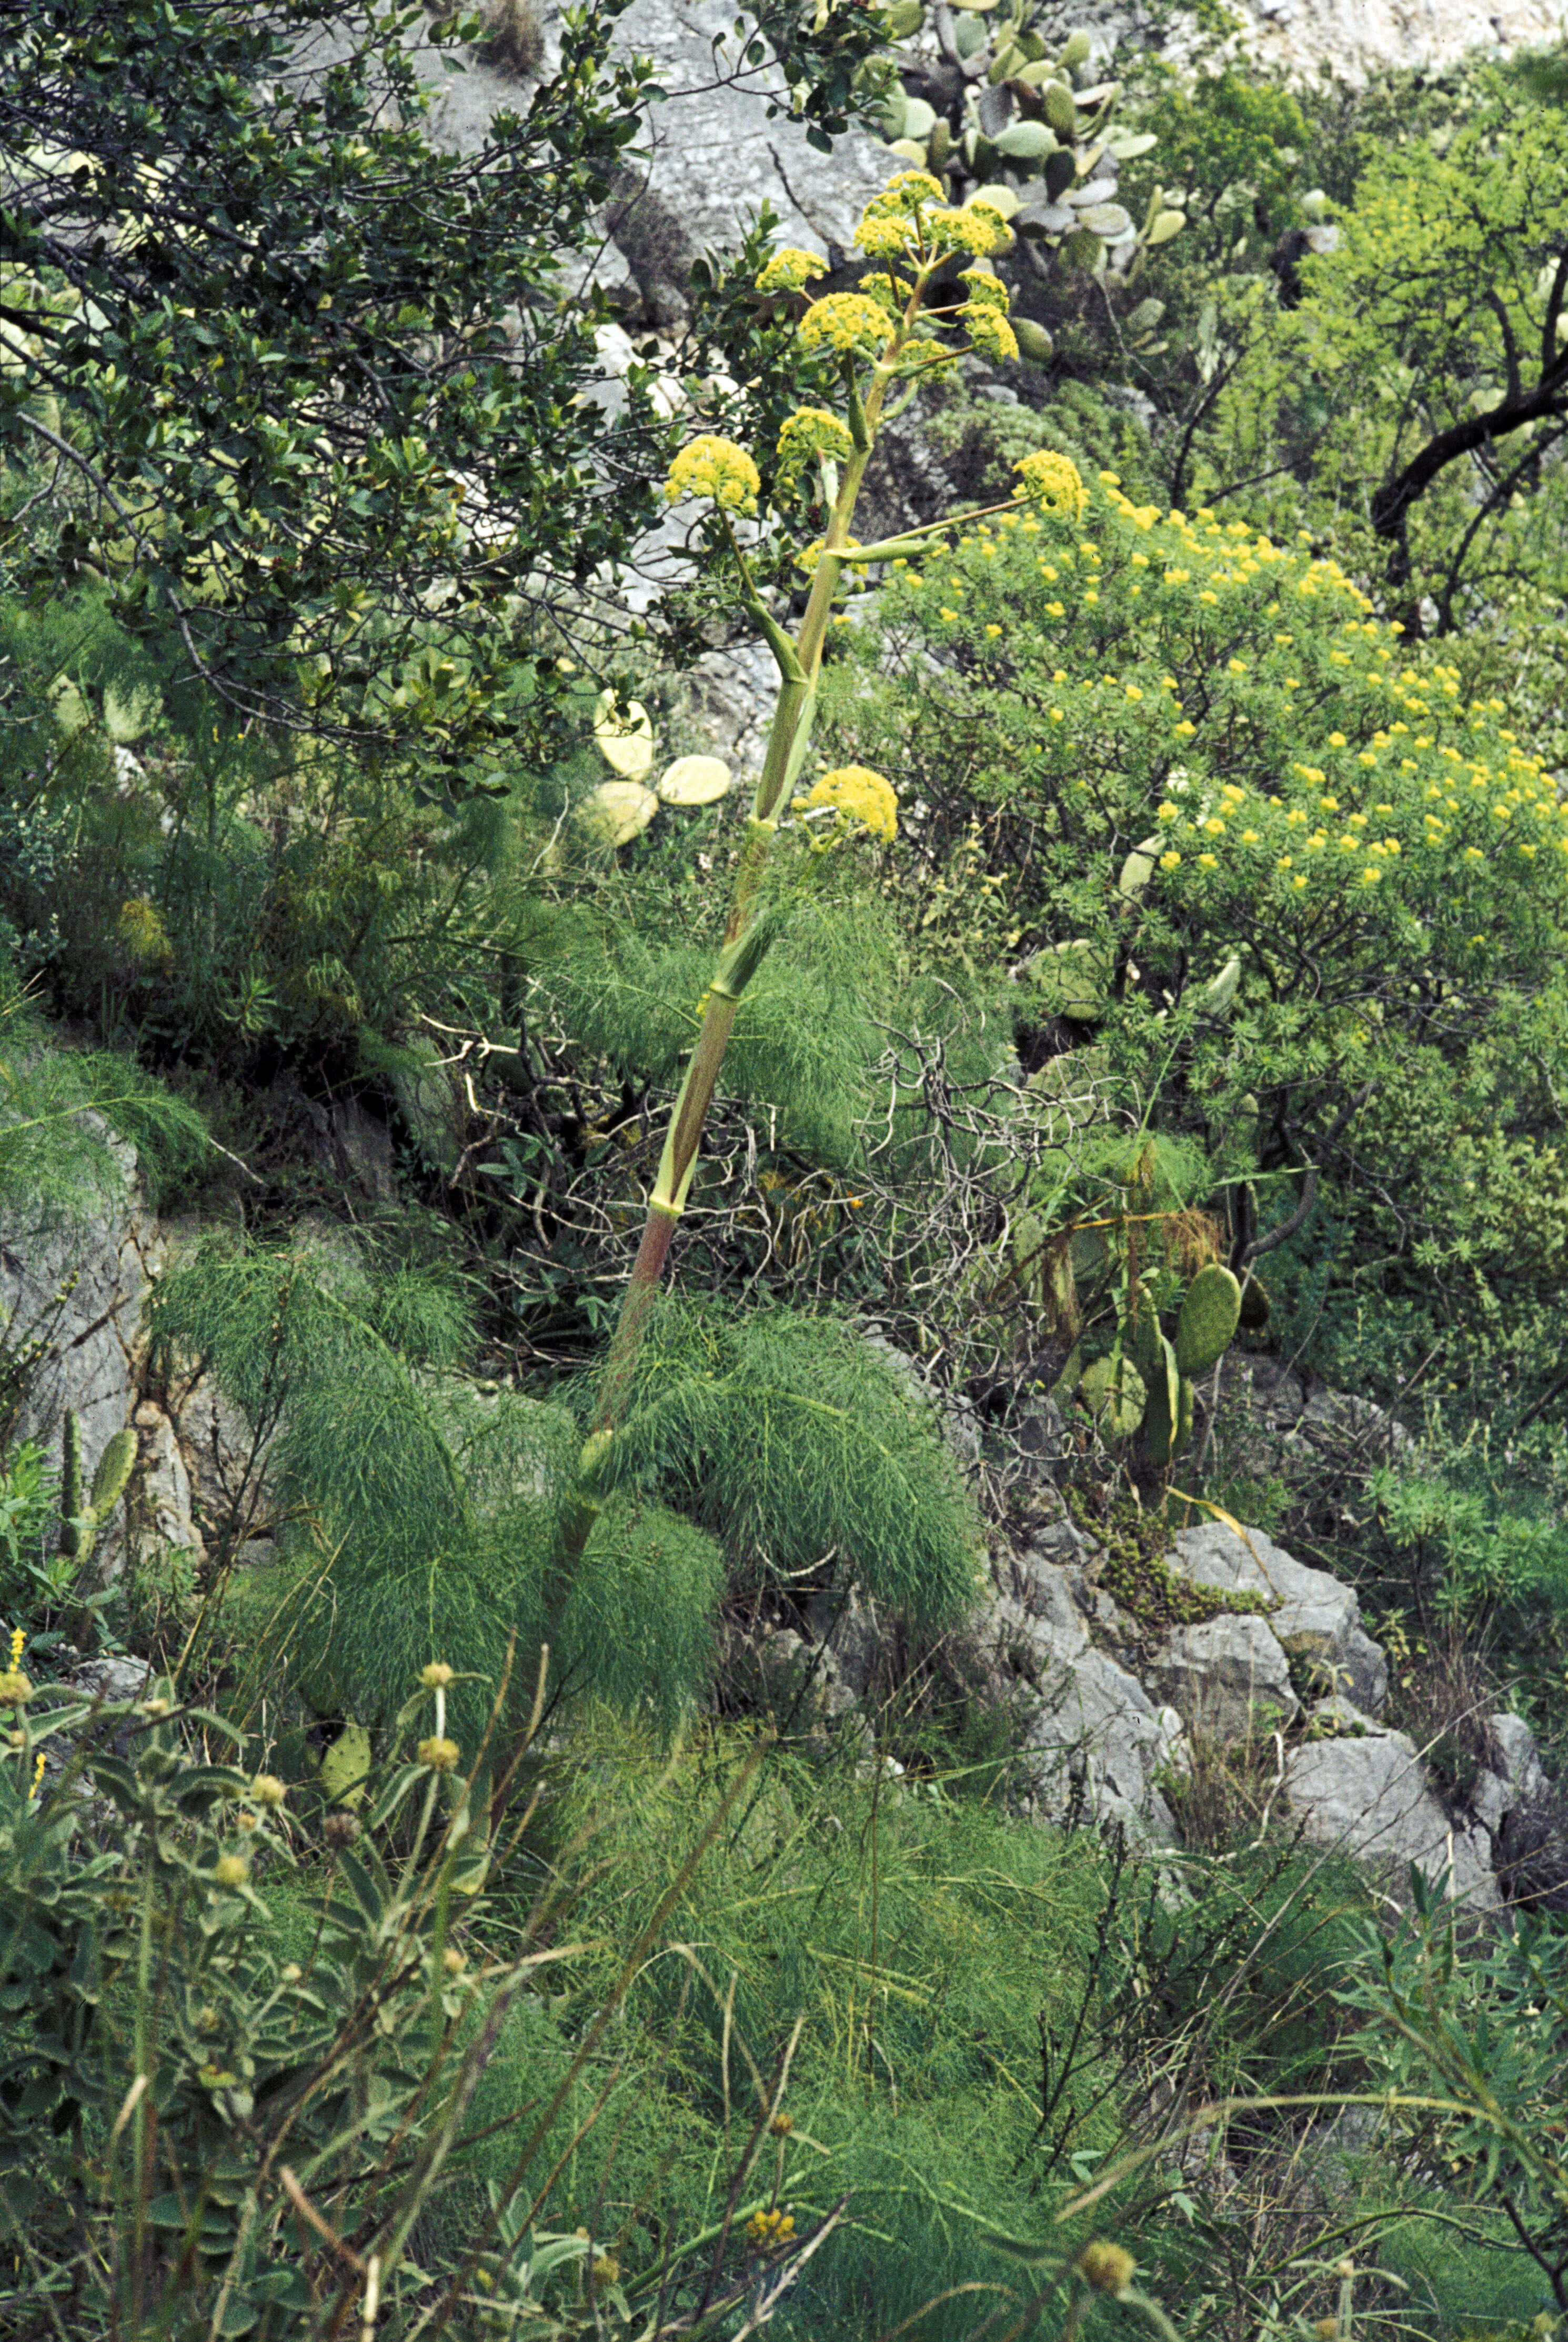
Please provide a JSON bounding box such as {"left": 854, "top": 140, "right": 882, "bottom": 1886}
{"left": 664, "top": 435, "right": 761, "bottom": 514}
{"left": 803, "top": 765, "right": 898, "bottom": 843}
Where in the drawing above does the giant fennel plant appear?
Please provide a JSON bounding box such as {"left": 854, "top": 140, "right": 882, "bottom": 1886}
{"left": 561, "top": 171, "right": 1098, "bottom": 1580}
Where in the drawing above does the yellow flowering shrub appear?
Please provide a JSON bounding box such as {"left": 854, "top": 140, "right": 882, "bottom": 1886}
{"left": 816, "top": 471, "right": 1568, "bottom": 1335}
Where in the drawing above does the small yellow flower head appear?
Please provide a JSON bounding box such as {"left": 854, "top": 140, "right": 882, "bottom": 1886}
{"left": 1077, "top": 2240, "right": 1135, "bottom": 2297}
{"left": 7, "top": 1627, "right": 22, "bottom": 1672}
{"left": 804, "top": 765, "right": 898, "bottom": 843}
{"left": 663, "top": 435, "right": 761, "bottom": 514}
{"left": 214, "top": 1853, "right": 249, "bottom": 1889}
{"left": 798, "top": 293, "right": 895, "bottom": 360}
{"left": 590, "top": 2257, "right": 620, "bottom": 2288}
{"left": 418, "top": 1735, "right": 462, "bottom": 1774}
{"left": 958, "top": 265, "right": 1008, "bottom": 312}
{"left": 856, "top": 171, "right": 945, "bottom": 256}
{"left": 1159, "top": 851, "right": 1181, "bottom": 871}
{"left": 0, "top": 1668, "right": 33, "bottom": 1707}
{"left": 961, "top": 303, "right": 1019, "bottom": 363}
{"left": 950, "top": 200, "right": 1011, "bottom": 256}
{"left": 859, "top": 271, "right": 911, "bottom": 316}
{"left": 745, "top": 2207, "right": 797, "bottom": 2250}
{"left": 420, "top": 1661, "right": 455, "bottom": 1689}
{"left": 282, "top": 1961, "right": 304, "bottom": 1983}
{"left": 756, "top": 246, "right": 822, "bottom": 294}
{"left": 1012, "top": 451, "right": 1087, "bottom": 522}
{"left": 777, "top": 407, "right": 856, "bottom": 485}
{"left": 442, "top": 1945, "right": 467, "bottom": 1975}
{"left": 249, "top": 1773, "right": 287, "bottom": 1808}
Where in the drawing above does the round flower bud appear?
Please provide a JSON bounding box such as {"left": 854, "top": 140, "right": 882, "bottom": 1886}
{"left": 1077, "top": 2240, "right": 1135, "bottom": 2297}
{"left": 249, "top": 1773, "right": 287, "bottom": 1808}
{"left": 420, "top": 1661, "right": 455, "bottom": 1689}
{"left": 0, "top": 1669, "right": 33, "bottom": 1707}
{"left": 214, "top": 1854, "right": 249, "bottom": 1889}
{"left": 418, "top": 1735, "right": 461, "bottom": 1774}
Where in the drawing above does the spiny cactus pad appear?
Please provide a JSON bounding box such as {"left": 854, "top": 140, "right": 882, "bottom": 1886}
{"left": 1174, "top": 1264, "right": 1242, "bottom": 1379}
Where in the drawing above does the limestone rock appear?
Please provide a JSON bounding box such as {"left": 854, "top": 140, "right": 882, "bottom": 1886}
{"left": 1, "top": 1121, "right": 156, "bottom": 1464}
{"left": 1168, "top": 1523, "right": 1388, "bottom": 1714}
{"left": 980, "top": 1562, "right": 1189, "bottom": 1843}
{"left": 1285, "top": 1709, "right": 1498, "bottom": 1910}
{"left": 1146, "top": 1612, "right": 1298, "bottom": 1742}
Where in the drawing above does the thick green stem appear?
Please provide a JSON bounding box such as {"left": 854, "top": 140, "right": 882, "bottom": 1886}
{"left": 557, "top": 340, "right": 903, "bottom": 1574}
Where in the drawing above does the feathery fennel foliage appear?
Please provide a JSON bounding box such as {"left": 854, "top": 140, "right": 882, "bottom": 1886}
{"left": 149, "top": 1234, "right": 725, "bottom": 1744}
{"left": 514, "top": 1732, "right": 1116, "bottom": 2342}
{"left": 0, "top": 958, "right": 209, "bottom": 1226}
{"left": 593, "top": 1297, "right": 981, "bottom": 1628}
{"left": 516, "top": 894, "right": 884, "bottom": 1172}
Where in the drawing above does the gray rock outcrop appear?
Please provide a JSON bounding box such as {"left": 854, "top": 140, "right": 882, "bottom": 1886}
{"left": 1286, "top": 1706, "right": 1497, "bottom": 1910}
{"left": 1167, "top": 1523, "right": 1389, "bottom": 1715}
{"left": 1, "top": 1120, "right": 160, "bottom": 1478}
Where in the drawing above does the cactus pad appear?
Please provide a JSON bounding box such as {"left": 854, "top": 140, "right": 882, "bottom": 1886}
{"left": 1174, "top": 1264, "right": 1242, "bottom": 1379}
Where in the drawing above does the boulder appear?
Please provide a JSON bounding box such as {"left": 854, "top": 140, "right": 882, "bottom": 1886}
{"left": 1285, "top": 1706, "right": 1498, "bottom": 1910}
{"left": 1167, "top": 1523, "right": 1388, "bottom": 1715}
{"left": 980, "top": 1558, "right": 1189, "bottom": 1843}
{"left": 1145, "top": 1612, "right": 1298, "bottom": 1742}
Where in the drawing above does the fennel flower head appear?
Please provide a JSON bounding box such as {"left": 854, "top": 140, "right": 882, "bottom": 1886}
{"left": 855, "top": 173, "right": 1012, "bottom": 265}
{"left": 777, "top": 406, "right": 856, "bottom": 486}
{"left": 797, "top": 293, "right": 896, "bottom": 361}
{"left": 800, "top": 765, "right": 898, "bottom": 843}
{"left": 664, "top": 435, "right": 761, "bottom": 514}
{"left": 1012, "top": 449, "right": 1088, "bottom": 521}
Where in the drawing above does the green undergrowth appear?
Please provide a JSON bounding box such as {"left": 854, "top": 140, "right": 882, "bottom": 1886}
{"left": 486, "top": 1724, "right": 1119, "bottom": 2340}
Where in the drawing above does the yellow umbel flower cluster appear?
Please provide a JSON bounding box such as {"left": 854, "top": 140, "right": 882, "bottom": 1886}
{"left": 800, "top": 765, "right": 898, "bottom": 842}
{"left": 1012, "top": 450, "right": 1087, "bottom": 521}
{"left": 755, "top": 246, "right": 822, "bottom": 294}
{"left": 797, "top": 292, "right": 896, "bottom": 360}
{"left": 776, "top": 406, "right": 856, "bottom": 486}
{"left": 745, "top": 2206, "right": 797, "bottom": 2250}
{"left": 662, "top": 435, "right": 761, "bottom": 514}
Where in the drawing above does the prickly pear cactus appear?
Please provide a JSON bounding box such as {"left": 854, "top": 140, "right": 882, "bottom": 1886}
{"left": 861, "top": 6, "right": 1184, "bottom": 356}
{"left": 1173, "top": 1263, "right": 1242, "bottom": 1380}
{"left": 1080, "top": 1352, "right": 1146, "bottom": 1438}
{"left": 58, "top": 1410, "right": 137, "bottom": 1565}
{"left": 89, "top": 1428, "right": 137, "bottom": 1519}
